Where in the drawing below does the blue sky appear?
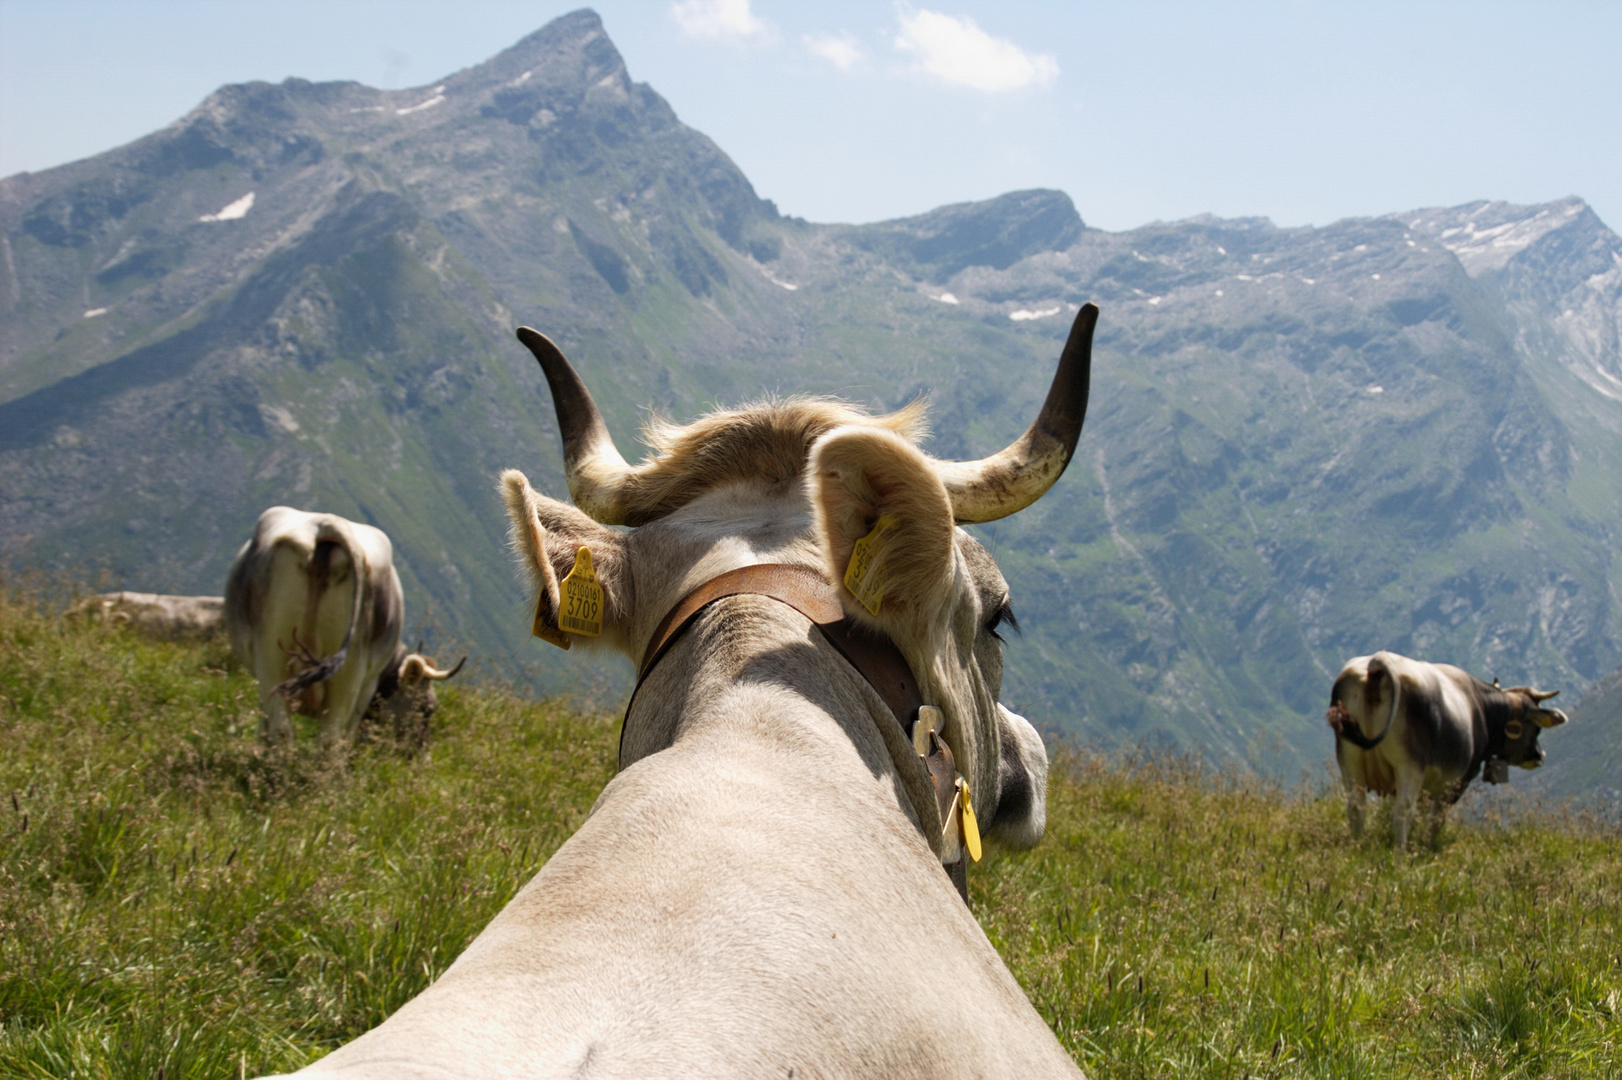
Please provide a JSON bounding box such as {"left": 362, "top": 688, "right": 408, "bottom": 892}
{"left": 2, "top": 1, "right": 1618, "bottom": 233}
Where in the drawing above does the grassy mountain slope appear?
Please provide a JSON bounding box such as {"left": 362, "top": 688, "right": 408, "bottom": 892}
{"left": 2, "top": 10, "right": 1620, "bottom": 779}
{"left": 2, "top": 592, "right": 1618, "bottom": 1077}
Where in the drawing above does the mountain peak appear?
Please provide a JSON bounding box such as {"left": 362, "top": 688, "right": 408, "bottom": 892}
{"left": 443, "top": 9, "right": 627, "bottom": 99}
{"left": 1401, "top": 196, "right": 1600, "bottom": 275}
{"left": 844, "top": 188, "right": 1085, "bottom": 283}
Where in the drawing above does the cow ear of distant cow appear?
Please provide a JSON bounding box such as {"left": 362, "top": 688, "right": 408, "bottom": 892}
{"left": 809, "top": 426, "right": 956, "bottom": 640}
{"left": 500, "top": 469, "right": 632, "bottom": 645}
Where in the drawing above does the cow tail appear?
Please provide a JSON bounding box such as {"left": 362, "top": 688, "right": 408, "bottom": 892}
{"left": 272, "top": 520, "right": 367, "bottom": 700}
{"left": 1338, "top": 658, "right": 1400, "bottom": 750}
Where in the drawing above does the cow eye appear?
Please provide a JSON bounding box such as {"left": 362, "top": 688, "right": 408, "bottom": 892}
{"left": 987, "top": 599, "right": 1019, "bottom": 642}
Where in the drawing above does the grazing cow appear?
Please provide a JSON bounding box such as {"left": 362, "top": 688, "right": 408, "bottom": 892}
{"left": 1327, "top": 650, "right": 1568, "bottom": 848}
{"left": 362, "top": 640, "right": 466, "bottom": 750}
{"left": 65, "top": 591, "right": 225, "bottom": 639}
{"left": 224, "top": 507, "right": 461, "bottom": 747}
{"left": 263, "top": 306, "right": 1099, "bottom": 1078}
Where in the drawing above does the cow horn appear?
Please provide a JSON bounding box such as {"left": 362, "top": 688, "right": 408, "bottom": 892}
{"left": 1528, "top": 688, "right": 1560, "bottom": 703}
{"left": 516, "top": 327, "right": 635, "bottom": 525}
{"left": 935, "top": 303, "right": 1097, "bottom": 523}
{"left": 423, "top": 656, "right": 466, "bottom": 681}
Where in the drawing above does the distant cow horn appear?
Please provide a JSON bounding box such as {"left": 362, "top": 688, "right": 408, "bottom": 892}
{"left": 935, "top": 303, "right": 1097, "bottom": 523}
{"left": 399, "top": 654, "right": 465, "bottom": 684}
{"left": 423, "top": 656, "right": 466, "bottom": 681}
{"left": 1528, "top": 688, "right": 1560, "bottom": 703}
{"left": 516, "top": 327, "right": 636, "bottom": 525}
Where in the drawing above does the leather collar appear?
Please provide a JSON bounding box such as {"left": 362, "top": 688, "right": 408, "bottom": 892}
{"left": 623, "top": 563, "right": 969, "bottom": 902}
{"left": 634, "top": 564, "right": 924, "bottom": 728}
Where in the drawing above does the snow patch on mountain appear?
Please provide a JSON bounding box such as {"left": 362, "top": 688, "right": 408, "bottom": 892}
{"left": 397, "top": 88, "right": 447, "bottom": 116}
{"left": 199, "top": 192, "right": 254, "bottom": 222}
{"left": 1401, "top": 198, "right": 1622, "bottom": 402}
{"left": 1406, "top": 198, "right": 1586, "bottom": 275}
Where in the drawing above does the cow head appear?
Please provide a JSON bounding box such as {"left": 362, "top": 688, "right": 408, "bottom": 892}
{"left": 366, "top": 642, "right": 466, "bottom": 749}
{"left": 1489, "top": 685, "right": 1567, "bottom": 770}
{"left": 500, "top": 305, "right": 1096, "bottom": 853}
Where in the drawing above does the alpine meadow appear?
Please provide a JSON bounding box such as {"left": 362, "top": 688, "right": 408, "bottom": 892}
{"left": 1, "top": 592, "right": 1618, "bottom": 1076}
{"left": 3, "top": 6, "right": 1622, "bottom": 1078}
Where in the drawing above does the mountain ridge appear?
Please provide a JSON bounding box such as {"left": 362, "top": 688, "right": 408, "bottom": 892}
{"left": 3, "top": 9, "right": 1619, "bottom": 789}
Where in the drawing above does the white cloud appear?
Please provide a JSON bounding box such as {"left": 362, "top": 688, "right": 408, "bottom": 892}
{"left": 672, "top": 0, "right": 768, "bottom": 41}
{"left": 894, "top": 7, "right": 1058, "bottom": 92}
{"left": 804, "top": 31, "right": 863, "bottom": 71}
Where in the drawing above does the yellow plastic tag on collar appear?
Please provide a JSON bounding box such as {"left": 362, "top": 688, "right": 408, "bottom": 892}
{"left": 844, "top": 515, "right": 898, "bottom": 616}
{"left": 960, "top": 779, "right": 982, "bottom": 863}
{"left": 557, "top": 547, "right": 604, "bottom": 637}
{"left": 531, "top": 586, "right": 572, "bottom": 650}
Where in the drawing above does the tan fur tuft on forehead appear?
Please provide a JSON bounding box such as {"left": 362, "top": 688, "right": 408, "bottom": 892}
{"left": 612, "top": 397, "right": 929, "bottom": 524}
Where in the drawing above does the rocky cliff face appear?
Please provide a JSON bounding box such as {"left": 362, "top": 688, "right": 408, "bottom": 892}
{"left": 2, "top": 10, "right": 1618, "bottom": 781}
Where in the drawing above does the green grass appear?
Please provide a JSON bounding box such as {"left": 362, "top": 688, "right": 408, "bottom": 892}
{"left": 985, "top": 754, "right": 1621, "bottom": 1078}
{"left": 2, "top": 587, "right": 1618, "bottom": 1078}
{"left": 0, "top": 587, "right": 615, "bottom": 1077}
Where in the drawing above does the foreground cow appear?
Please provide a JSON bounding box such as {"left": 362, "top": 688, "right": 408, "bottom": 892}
{"left": 65, "top": 591, "right": 225, "bottom": 638}
{"left": 264, "top": 307, "right": 1099, "bottom": 1078}
{"left": 225, "top": 508, "right": 461, "bottom": 747}
{"left": 1328, "top": 650, "right": 1568, "bottom": 848}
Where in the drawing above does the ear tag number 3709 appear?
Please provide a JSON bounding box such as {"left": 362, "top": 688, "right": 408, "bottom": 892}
{"left": 557, "top": 546, "right": 604, "bottom": 637}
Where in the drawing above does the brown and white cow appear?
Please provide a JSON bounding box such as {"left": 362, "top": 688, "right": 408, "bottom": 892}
{"left": 262, "top": 307, "right": 1099, "bottom": 1078}
{"left": 1328, "top": 650, "right": 1568, "bottom": 848}
{"left": 66, "top": 591, "right": 226, "bottom": 639}
{"left": 362, "top": 640, "right": 467, "bottom": 750}
{"left": 224, "top": 507, "right": 461, "bottom": 748}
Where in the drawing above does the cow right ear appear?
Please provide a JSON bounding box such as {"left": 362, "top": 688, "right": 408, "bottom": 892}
{"left": 500, "top": 469, "right": 632, "bottom": 647}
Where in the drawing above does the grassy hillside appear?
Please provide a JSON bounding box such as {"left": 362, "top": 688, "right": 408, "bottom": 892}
{"left": 1, "top": 588, "right": 1617, "bottom": 1078}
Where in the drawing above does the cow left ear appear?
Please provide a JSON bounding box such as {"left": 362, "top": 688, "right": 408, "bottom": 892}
{"left": 810, "top": 426, "right": 956, "bottom": 639}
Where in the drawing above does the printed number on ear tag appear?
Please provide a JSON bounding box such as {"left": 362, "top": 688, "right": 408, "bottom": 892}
{"left": 959, "top": 778, "right": 982, "bottom": 863}
{"left": 557, "top": 547, "right": 604, "bottom": 637}
{"left": 844, "top": 515, "right": 898, "bottom": 616}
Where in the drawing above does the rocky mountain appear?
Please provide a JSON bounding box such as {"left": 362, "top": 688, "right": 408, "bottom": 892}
{"left": 3, "top": 9, "right": 1619, "bottom": 784}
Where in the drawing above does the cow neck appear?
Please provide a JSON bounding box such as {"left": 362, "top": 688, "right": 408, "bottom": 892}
{"left": 623, "top": 562, "right": 970, "bottom": 904}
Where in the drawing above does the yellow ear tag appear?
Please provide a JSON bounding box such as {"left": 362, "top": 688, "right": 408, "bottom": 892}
{"left": 844, "top": 515, "right": 898, "bottom": 616}
{"left": 960, "top": 779, "right": 982, "bottom": 863}
{"left": 557, "top": 547, "right": 604, "bottom": 637}
{"left": 531, "top": 585, "right": 572, "bottom": 650}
